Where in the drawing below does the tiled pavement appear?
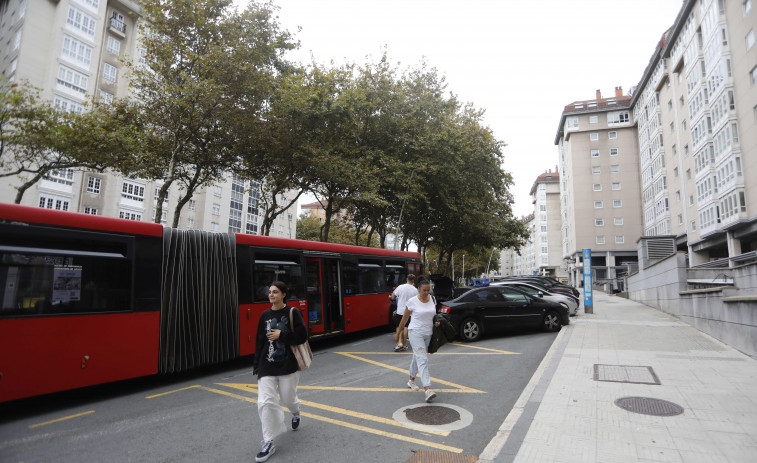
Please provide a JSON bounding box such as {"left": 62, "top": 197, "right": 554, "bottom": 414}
{"left": 478, "top": 290, "right": 757, "bottom": 463}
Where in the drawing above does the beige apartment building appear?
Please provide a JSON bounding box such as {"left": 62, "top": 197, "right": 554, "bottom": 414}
{"left": 632, "top": 0, "right": 757, "bottom": 266}
{"left": 555, "top": 88, "right": 644, "bottom": 287}
{"left": 528, "top": 168, "right": 566, "bottom": 280}
{"left": 0, "top": 0, "right": 295, "bottom": 236}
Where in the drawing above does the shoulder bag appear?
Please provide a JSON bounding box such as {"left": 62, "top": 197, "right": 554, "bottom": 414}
{"left": 289, "top": 307, "right": 313, "bottom": 371}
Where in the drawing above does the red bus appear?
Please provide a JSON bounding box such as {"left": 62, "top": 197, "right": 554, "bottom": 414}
{"left": 0, "top": 203, "right": 422, "bottom": 402}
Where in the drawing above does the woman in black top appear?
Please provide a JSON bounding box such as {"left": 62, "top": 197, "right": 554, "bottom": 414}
{"left": 252, "top": 281, "right": 308, "bottom": 462}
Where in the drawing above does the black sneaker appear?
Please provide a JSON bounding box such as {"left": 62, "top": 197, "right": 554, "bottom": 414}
{"left": 292, "top": 414, "right": 300, "bottom": 431}
{"left": 255, "top": 440, "right": 275, "bottom": 462}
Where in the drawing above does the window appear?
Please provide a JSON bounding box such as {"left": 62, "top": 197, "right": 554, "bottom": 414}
{"left": 566, "top": 117, "right": 579, "bottom": 130}
{"left": 46, "top": 169, "right": 74, "bottom": 186}
{"left": 691, "top": 220, "right": 696, "bottom": 230}
{"left": 689, "top": 195, "right": 694, "bottom": 206}
{"left": 107, "top": 36, "right": 121, "bottom": 55}
{"left": 615, "top": 235, "right": 624, "bottom": 244}
{"left": 86, "top": 176, "right": 101, "bottom": 194}
{"left": 574, "top": 103, "right": 584, "bottom": 109}
{"left": 612, "top": 182, "right": 621, "bottom": 190}
{"left": 212, "top": 203, "right": 221, "bottom": 216}
{"left": 678, "top": 214, "right": 683, "bottom": 225}
{"left": 103, "top": 63, "right": 117, "bottom": 83}
{"left": 214, "top": 186, "right": 222, "bottom": 197}
{"left": 670, "top": 122, "right": 675, "bottom": 133}
{"left": 589, "top": 115, "right": 598, "bottom": 124}
{"left": 592, "top": 166, "right": 601, "bottom": 174}
{"left": 607, "top": 111, "right": 629, "bottom": 124}
{"left": 189, "top": 199, "right": 196, "bottom": 211}
{"left": 186, "top": 218, "right": 194, "bottom": 229}
{"left": 684, "top": 144, "right": 689, "bottom": 156}
{"left": 61, "top": 36, "right": 93, "bottom": 67}
{"left": 211, "top": 222, "right": 219, "bottom": 232}
{"left": 119, "top": 210, "right": 141, "bottom": 221}
{"left": 596, "top": 235, "right": 605, "bottom": 244}
{"left": 686, "top": 169, "right": 691, "bottom": 180}
{"left": 54, "top": 97, "right": 84, "bottom": 114}
{"left": 121, "top": 181, "right": 144, "bottom": 201}
{"left": 595, "top": 218, "right": 604, "bottom": 226}
{"left": 610, "top": 148, "right": 618, "bottom": 156}
{"left": 39, "top": 194, "right": 70, "bottom": 211}
{"left": 99, "top": 90, "right": 114, "bottom": 105}
{"left": 613, "top": 200, "right": 622, "bottom": 208}
{"left": 676, "top": 190, "right": 681, "bottom": 201}
{"left": 66, "top": 7, "right": 96, "bottom": 37}
{"left": 751, "top": 66, "right": 757, "bottom": 85}
{"left": 84, "top": 207, "right": 97, "bottom": 215}
{"left": 608, "top": 131, "right": 617, "bottom": 139}
{"left": 610, "top": 165, "right": 620, "bottom": 173}
{"left": 594, "top": 201, "right": 603, "bottom": 208}
{"left": 745, "top": 0, "right": 753, "bottom": 15}
{"left": 590, "top": 133, "right": 599, "bottom": 141}
{"left": 593, "top": 183, "right": 602, "bottom": 191}
{"left": 674, "top": 167, "right": 679, "bottom": 177}
{"left": 747, "top": 29, "right": 755, "bottom": 51}
{"left": 591, "top": 149, "right": 600, "bottom": 157}
{"left": 614, "top": 217, "right": 623, "bottom": 225}
{"left": 57, "top": 65, "right": 88, "bottom": 96}
{"left": 668, "top": 100, "right": 673, "bottom": 110}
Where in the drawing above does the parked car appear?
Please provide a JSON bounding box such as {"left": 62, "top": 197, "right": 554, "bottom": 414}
{"left": 502, "top": 276, "right": 579, "bottom": 298}
{"left": 438, "top": 286, "right": 570, "bottom": 342}
{"left": 429, "top": 274, "right": 472, "bottom": 302}
{"left": 491, "top": 280, "right": 579, "bottom": 315}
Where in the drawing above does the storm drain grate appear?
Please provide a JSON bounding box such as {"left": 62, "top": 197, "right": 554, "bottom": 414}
{"left": 403, "top": 450, "right": 478, "bottom": 463}
{"left": 594, "top": 364, "right": 661, "bottom": 385}
{"left": 615, "top": 396, "right": 684, "bottom": 416}
{"left": 405, "top": 405, "right": 460, "bottom": 425}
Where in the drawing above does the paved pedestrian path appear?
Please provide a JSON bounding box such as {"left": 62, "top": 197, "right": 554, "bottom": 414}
{"left": 478, "top": 290, "right": 757, "bottom": 463}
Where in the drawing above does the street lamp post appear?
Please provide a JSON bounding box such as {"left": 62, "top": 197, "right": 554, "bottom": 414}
{"left": 462, "top": 254, "right": 466, "bottom": 286}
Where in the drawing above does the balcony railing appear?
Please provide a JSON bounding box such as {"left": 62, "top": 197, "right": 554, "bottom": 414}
{"left": 110, "top": 17, "right": 126, "bottom": 34}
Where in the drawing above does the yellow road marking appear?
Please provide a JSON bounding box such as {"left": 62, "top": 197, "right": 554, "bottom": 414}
{"left": 336, "top": 352, "right": 485, "bottom": 393}
{"left": 216, "top": 383, "right": 450, "bottom": 436}
{"left": 446, "top": 343, "right": 521, "bottom": 354}
{"left": 345, "top": 351, "right": 513, "bottom": 355}
{"left": 146, "top": 385, "right": 201, "bottom": 399}
{"left": 193, "top": 386, "right": 460, "bottom": 451}
{"left": 29, "top": 410, "right": 94, "bottom": 429}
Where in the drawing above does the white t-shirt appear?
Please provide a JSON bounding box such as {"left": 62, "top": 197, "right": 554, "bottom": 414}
{"left": 406, "top": 295, "right": 436, "bottom": 335}
{"left": 393, "top": 283, "right": 418, "bottom": 316}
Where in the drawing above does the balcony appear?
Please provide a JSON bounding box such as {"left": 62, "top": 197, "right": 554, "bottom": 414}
{"left": 110, "top": 17, "right": 126, "bottom": 37}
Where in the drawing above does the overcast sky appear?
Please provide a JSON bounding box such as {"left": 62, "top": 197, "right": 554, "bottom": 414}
{"left": 263, "top": 0, "right": 684, "bottom": 218}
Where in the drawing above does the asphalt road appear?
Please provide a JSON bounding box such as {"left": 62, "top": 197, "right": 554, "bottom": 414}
{"left": 0, "top": 327, "right": 559, "bottom": 463}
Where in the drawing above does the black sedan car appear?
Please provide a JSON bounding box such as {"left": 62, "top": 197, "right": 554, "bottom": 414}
{"left": 438, "top": 285, "right": 570, "bottom": 342}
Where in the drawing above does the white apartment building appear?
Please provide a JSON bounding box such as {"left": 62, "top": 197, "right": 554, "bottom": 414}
{"left": 0, "top": 0, "right": 296, "bottom": 237}
{"left": 510, "top": 213, "right": 536, "bottom": 276}
{"left": 555, "top": 88, "right": 644, "bottom": 287}
{"left": 529, "top": 168, "right": 566, "bottom": 280}
{"left": 632, "top": 0, "right": 757, "bottom": 266}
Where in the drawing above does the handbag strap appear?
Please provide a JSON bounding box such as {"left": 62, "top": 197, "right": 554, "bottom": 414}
{"left": 289, "top": 306, "right": 295, "bottom": 332}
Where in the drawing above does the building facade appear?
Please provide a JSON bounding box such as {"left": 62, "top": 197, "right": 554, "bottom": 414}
{"left": 0, "top": 0, "right": 295, "bottom": 237}
{"left": 555, "top": 88, "right": 643, "bottom": 287}
{"left": 631, "top": 0, "right": 757, "bottom": 265}
{"left": 529, "top": 168, "right": 566, "bottom": 280}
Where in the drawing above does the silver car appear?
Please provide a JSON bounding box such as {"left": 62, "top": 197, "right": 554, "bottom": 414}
{"left": 491, "top": 281, "right": 579, "bottom": 315}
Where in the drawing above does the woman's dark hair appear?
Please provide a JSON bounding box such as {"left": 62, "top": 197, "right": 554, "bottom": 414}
{"left": 271, "top": 281, "right": 288, "bottom": 298}
{"left": 416, "top": 278, "right": 430, "bottom": 288}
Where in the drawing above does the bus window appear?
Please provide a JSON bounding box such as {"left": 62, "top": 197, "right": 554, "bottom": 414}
{"left": 385, "top": 261, "right": 406, "bottom": 289}
{"left": 0, "top": 247, "right": 132, "bottom": 316}
{"left": 252, "top": 253, "right": 304, "bottom": 302}
{"left": 357, "top": 260, "right": 385, "bottom": 294}
{"left": 342, "top": 258, "right": 357, "bottom": 295}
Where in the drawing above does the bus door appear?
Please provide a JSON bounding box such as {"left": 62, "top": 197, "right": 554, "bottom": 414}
{"left": 305, "top": 257, "right": 343, "bottom": 337}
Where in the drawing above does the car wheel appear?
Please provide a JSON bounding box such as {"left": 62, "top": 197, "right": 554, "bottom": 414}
{"left": 460, "top": 317, "right": 482, "bottom": 342}
{"left": 543, "top": 310, "right": 562, "bottom": 332}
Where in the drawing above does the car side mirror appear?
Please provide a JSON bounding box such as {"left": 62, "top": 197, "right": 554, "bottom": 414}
{"left": 538, "top": 291, "right": 544, "bottom": 297}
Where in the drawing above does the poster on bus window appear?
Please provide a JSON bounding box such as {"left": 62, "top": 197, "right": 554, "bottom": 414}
{"left": 52, "top": 266, "right": 81, "bottom": 304}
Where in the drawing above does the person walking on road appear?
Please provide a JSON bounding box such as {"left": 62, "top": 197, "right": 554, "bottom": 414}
{"left": 389, "top": 274, "right": 418, "bottom": 351}
{"left": 252, "top": 281, "right": 308, "bottom": 462}
{"left": 397, "top": 279, "right": 440, "bottom": 402}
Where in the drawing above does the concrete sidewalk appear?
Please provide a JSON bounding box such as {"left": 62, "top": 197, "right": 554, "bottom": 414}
{"left": 478, "top": 291, "right": 757, "bottom": 463}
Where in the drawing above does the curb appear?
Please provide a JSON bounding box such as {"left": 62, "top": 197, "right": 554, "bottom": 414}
{"left": 476, "top": 322, "right": 572, "bottom": 463}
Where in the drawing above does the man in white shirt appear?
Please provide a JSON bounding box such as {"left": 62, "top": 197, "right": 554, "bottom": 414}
{"left": 389, "top": 274, "right": 418, "bottom": 351}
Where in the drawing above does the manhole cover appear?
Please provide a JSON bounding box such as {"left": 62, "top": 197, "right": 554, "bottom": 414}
{"left": 614, "top": 397, "right": 684, "bottom": 416}
{"left": 404, "top": 405, "right": 460, "bottom": 425}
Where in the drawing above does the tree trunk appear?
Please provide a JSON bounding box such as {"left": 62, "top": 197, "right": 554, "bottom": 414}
{"left": 14, "top": 170, "right": 48, "bottom": 203}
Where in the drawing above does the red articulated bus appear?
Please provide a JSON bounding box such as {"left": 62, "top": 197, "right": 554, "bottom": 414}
{"left": 0, "top": 203, "right": 422, "bottom": 402}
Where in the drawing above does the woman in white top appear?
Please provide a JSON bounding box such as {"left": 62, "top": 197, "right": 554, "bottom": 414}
{"left": 397, "top": 279, "right": 440, "bottom": 402}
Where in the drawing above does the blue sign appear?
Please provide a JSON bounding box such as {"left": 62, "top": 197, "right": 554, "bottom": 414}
{"left": 583, "top": 249, "right": 593, "bottom": 307}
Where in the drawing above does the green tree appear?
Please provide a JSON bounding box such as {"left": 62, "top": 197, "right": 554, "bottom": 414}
{"left": 127, "top": 0, "right": 295, "bottom": 226}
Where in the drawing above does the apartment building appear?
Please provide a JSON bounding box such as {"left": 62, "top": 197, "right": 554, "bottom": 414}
{"left": 529, "top": 168, "right": 566, "bottom": 279}
{"left": 509, "top": 213, "right": 536, "bottom": 276}
{"left": 555, "top": 88, "right": 643, "bottom": 287}
{"left": 0, "top": 0, "right": 295, "bottom": 236}
{"left": 632, "top": 0, "right": 757, "bottom": 265}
